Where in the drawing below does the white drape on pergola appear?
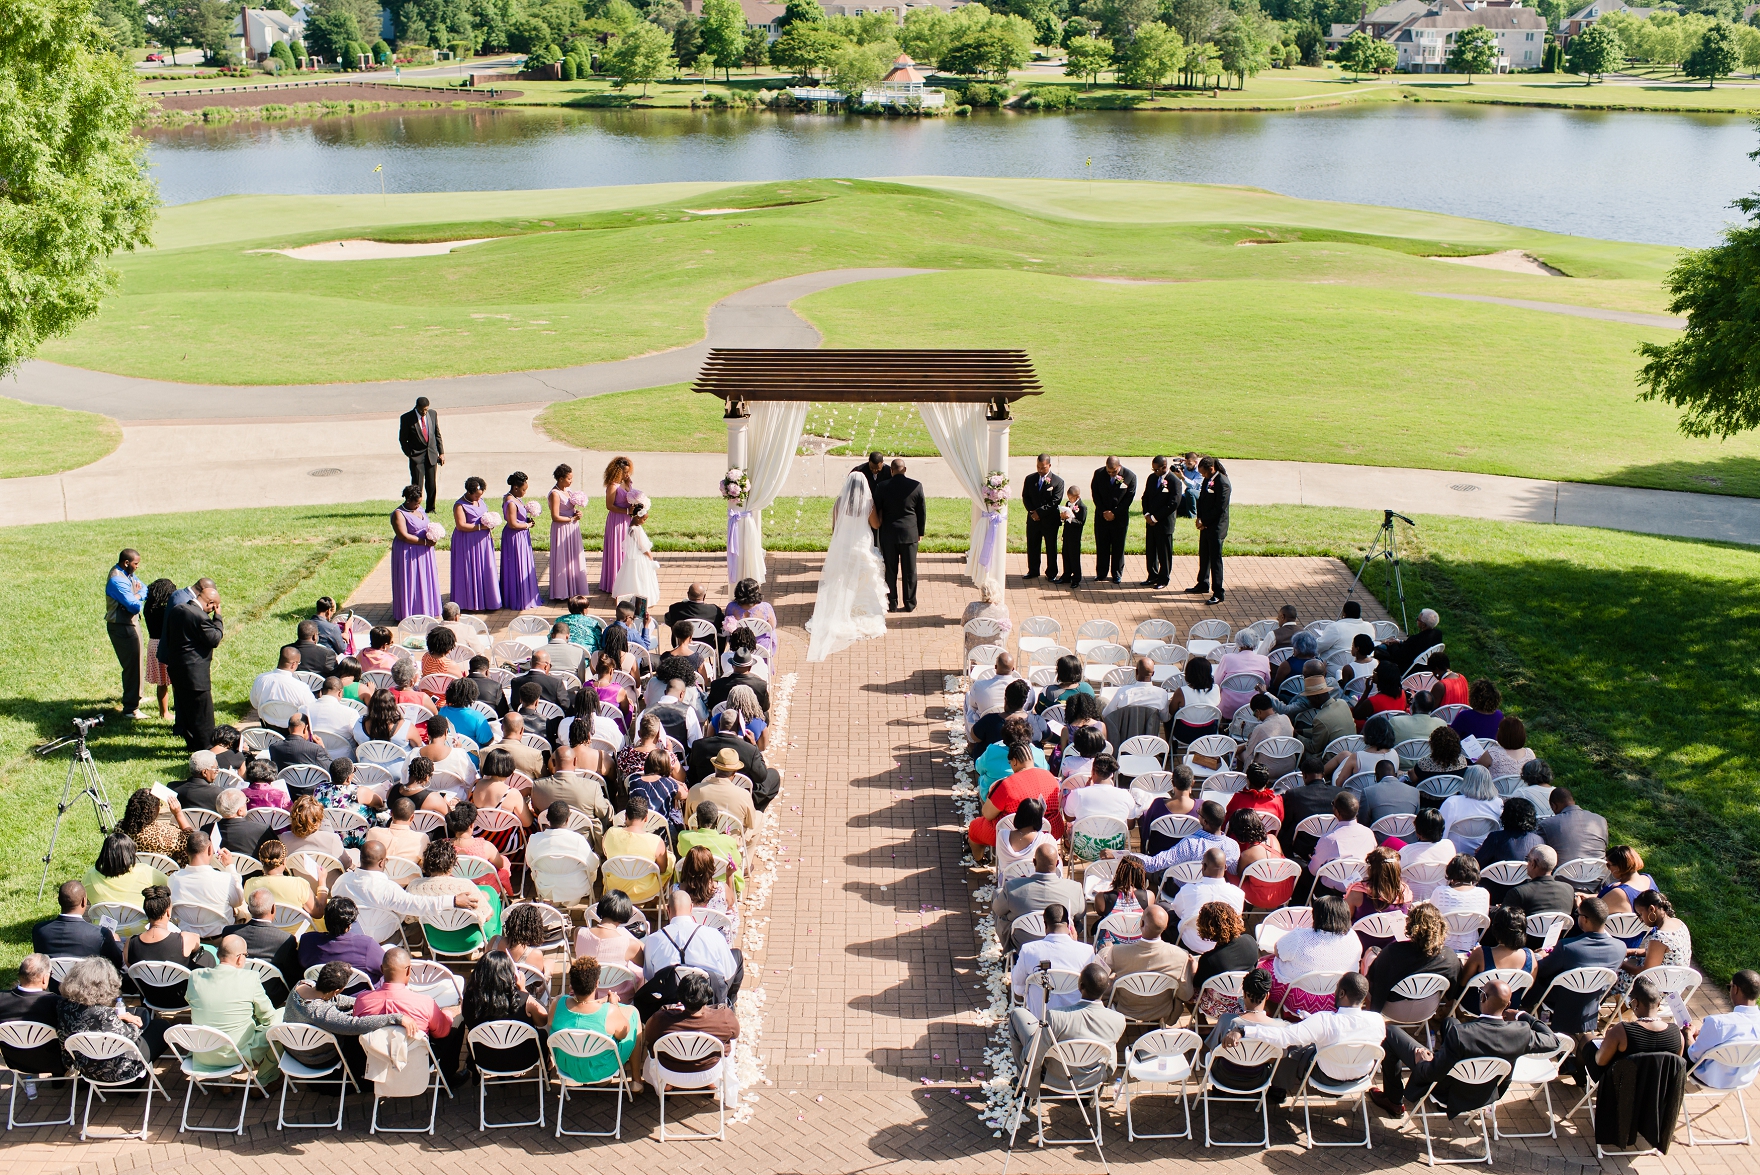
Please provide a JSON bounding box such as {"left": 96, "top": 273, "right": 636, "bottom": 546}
{"left": 727, "top": 401, "right": 1001, "bottom": 589}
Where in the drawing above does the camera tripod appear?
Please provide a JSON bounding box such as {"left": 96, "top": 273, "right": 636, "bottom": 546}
{"left": 1345, "top": 508, "right": 1415, "bottom": 634}
{"left": 35, "top": 716, "right": 115, "bottom": 900}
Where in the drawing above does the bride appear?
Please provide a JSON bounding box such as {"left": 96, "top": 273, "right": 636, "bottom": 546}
{"left": 805, "top": 472, "right": 889, "bottom": 662}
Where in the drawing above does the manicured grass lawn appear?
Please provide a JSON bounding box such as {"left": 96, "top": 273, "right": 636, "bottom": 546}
{"left": 0, "top": 396, "right": 122, "bottom": 479}
{"left": 3, "top": 500, "right": 1755, "bottom": 982}
{"left": 1399, "top": 75, "right": 1760, "bottom": 112}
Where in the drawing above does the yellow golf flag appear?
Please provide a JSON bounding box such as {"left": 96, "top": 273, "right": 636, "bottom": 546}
{"left": 374, "top": 164, "right": 383, "bottom": 173}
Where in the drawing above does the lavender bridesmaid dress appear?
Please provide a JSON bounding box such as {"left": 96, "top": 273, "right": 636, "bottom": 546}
{"left": 391, "top": 506, "right": 441, "bottom": 622}
{"left": 500, "top": 497, "right": 542, "bottom": 611}
{"left": 599, "top": 484, "right": 632, "bottom": 594}
{"left": 449, "top": 498, "right": 502, "bottom": 612}
{"left": 549, "top": 492, "right": 591, "bottom": 600}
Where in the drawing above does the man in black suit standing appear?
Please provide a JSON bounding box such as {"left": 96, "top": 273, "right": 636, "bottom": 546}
{"left": 1186, "top": 456, "right": 1232, "bottom": 605}
{"left": 875, "top": 459, "right": 926, "bottom": 613}
{"left": 398, "top": 396, "right": 445, "bottom": 513}
{"left": 1021, "top": 454, "right": 1064, "bottom": 582}
{"left": 33, "top": 882, "right": 124, "bottom": 969}
{"left": 1089, "top": 457, "right": 1137, "bottom": 585}
{"left": 1139, "top": 455, "right": 1178, "bottom": 589}
{"left": 1373, "top": 978, "right": 1558, "bottom": 1116}
{"left": 158, "top": 577, "right": 224, "bottom": 751}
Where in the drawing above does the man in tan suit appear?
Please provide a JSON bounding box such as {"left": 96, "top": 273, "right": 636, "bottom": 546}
{"left": 685, "top": 748, "right": 762, "bottom": 840}
{"left": 1095, "top": 904, "right": 1192, "bottom": 1024}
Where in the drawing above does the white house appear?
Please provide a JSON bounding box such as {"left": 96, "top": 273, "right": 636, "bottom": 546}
{"left": 1557, "top": 0, "right": 1651, "bottom": 41}
{"left": 681, "top": 0, "right": 786, "bottom": 40}
{"left": 233, "top": 5, "right": 307, "bottom": 60}
{"left": 859, "top": 53, "right": 946, "bottom": 106}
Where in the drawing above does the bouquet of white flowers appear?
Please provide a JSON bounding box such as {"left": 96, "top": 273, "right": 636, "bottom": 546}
{"left": 981, "top": 471, "right": 1009, "bottom": 512}
{"left": 628, "top": 491, "right": 651, "bottom": 520}
{"left": 721, "top": 467, "right": 750, "bottom": 509}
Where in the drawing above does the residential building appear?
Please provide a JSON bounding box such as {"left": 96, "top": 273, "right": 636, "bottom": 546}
{"left": 1558, "top": 0, "right": 1652, "bottom": 40}
{"left": 233, "top": 5, "right": 307, "bottom": 61}
{"left": 1328, "top": 0, "right": 1548, "bottom": 69}
{"left": 681, "top": 0, "right": 786, "bottom": 40}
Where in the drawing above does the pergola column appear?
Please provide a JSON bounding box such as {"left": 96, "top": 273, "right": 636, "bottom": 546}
{"left": 982, "top": 400, "right": 1011, "bottom": 590}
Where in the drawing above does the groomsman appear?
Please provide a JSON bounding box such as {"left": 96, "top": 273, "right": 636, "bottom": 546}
{"left": 1089, "top": 457, "right": 1137, "bottom": 585}
{"left": 1186, "top": 457, "right": 1232, "bottom": 605}
{"left": 1057, "top": 486, "right": 1088, "bottom": 590}
{"left": 1139, "top": 456, "right": 1178, "bottom": 589}
{"left": 1021, "top": 454, "right": 1064, "bottom": 581}
{"left": 398, "top": 397, "right": 445, "bottom": 513}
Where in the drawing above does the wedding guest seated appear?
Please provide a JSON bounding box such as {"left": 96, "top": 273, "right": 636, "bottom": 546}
{"left": 1225, "top": 763, "right": 1282, "bottom": 824}
{"left": 665, "top": 583, "right": 724, "bottom": 644}
{"left": 1191, "top": 903, "right": 1262, "bottom": 1019}
{"left": 1290, "top": 671, "right": 1355, "bottom": 757}
{"left": 481, "top": 712, "right": 544, "bottom": 779}
{"left": 1352, "top": 663, "right": 1410, "bottom": 727}
{"left": 1345, "top": 846, "right": 1412, "bottom": 922}
{"left": 724, "top": 685, "right": 768, "bottom": 752}
{"left": 388, "top": 659, "right": 438, "bottom": 716}
{"left": 510, "top": 650, "right": 571, "bottom": 713}
{"left": 1540, "top": 786, "right": 1608, "bottom": 867}
{"left": 1320, "top": 600, "right": 1376, "bottom": 659}
{"left": 297, "top": 898, "right": 381, "bottom": 987}
{"left": 1687, "top": 970, "right": 1760, "bottom": 1092}
{"left": 186, "top": 935, "right": 283, "bottom": 1081}
{"left": 1460, "top": 906, "right": 1540, "bottom": 1013}
{"left": 1225, "top": 971, "right": 1384, "bottom": 1100}
{"left": 719, "top": 626, "right": 771, "bottom": 684}
{"left": 639, "top": 890, "right": 743, "bottom": 1009}
{"left": 998, "top": 797, "right": 1057, "bottom": 875}
{"left": 1172, "top": 848, "right": 1244, "bottom": 952}
{"left": 353, "top": 947, "right": 465, "bottom": 1077}
{"left": 176, "top": 749, "right": 227, "bottom": 811}
{"left": 1139, "top": 764, "right": 1198, "bottom": 856}
{"left": 601, "top": 795, "right": 671, "bottom": 908}
{"left": 1097, "top": 904, "right": 1189, "bottom": 1024}
{"left": 445, "top": 802, "right": 512, "bottom": 894}
{"left": 170, "top": 829, "right": 245, "bottom": 919}
{"left": 465, "top": 656, "right": 508, "bottom": 718}
{"left": 34, "top": 880, "right": 124, "bottom": 968}
{"left": 1450, "top": 679, "right": 1505, "bottom": 743}
{"left": 407, "top": 715, "right": 478, "bottom": 798}
{"left": 611, "top": 600, "right": 656, "bottom": 653}
{"left": 411, "top": 840, "right": 502, "bottom": 954}
{"left": 1431, "top": 855, "right": 1492, "bottom": 953}
{"left": 550, "top": 957, "right": 640, "bottom": 1089}
{"left": 532, "top": 738, "right": 616, "bottom": 827}
{"left": 563, "top": 595, "right": 603, "bottom": 651}
{"left": 282, "top": 622, "right": 337, "bottom": 680}
{"left": 438, "top": 602, "right": 489, "bottom": 656}
{"left": 358, "top": 626, "right": 399, "bottom": 672}
{"left": 1238, "top": 693, "right": 1292, "bottom": 768}
{"left": 436, "top": 678, "right": 494, "bottom": 749}
{"left": 1058, "top": 725, "right": 1106, "bottom": 784}
{"left": 279, "top": 795, "right": 350, "bottom": 879}
{"left": 1574, "top": 976, "right": 1684, "bottom": 1114}
{"left": 1365, "top": 903, "right": 1457, "bottom": 1013}
{"left": 1328, "top": 713, "right": 1400, "bottom": 786}
{"left": 250, "top": 650, "right": 316, "bottom": 735}
{"left": 1617, "top": 890, "right": 1692, "bottom": 991}
{"left": 647, "top": 663, "right": 706, "bottom": 745}
{"left": 968, "top": 652, "right": 1022, "bottom": 731}
{"left": 1412, "top": 725, "right": 1471, "bottom": 790}
{"left": 1502, "top": 845, "right": 1576, "bottom": 926}
{"left": 1388, "top": 688, "right": 1443, "bottom": 744}
{"left": 1440, "top": 766, "right": 1504, "bottom": 854}
{"left": 306, "top": 677, "right": 361, "bottom": 752}
{"left": 1011, "top": 903, "right": 1096, "bottom": 1017}
{"left": 1033, "top": 655, "right": 1093, "bottom": 716}
{"left": 1310, "top": 790, "right": 1376, "bottom": 891}
{"left": 992, "top": 842, "right": 1082, "bottom": 947}
{"left": 709, "top": 643, "right": 770, "bottom": 712}
{"left": 1134, "top": 799, "right": 1236, "bottom": 877}
{"left": 1375, "top": 607, "right": 1443, "bottom": 677}
{"left": 1260, "top": 893, "right": 1359, "bottom": 1020}
{"left": 268, "top": 712, "right": 333, "bottom": 773}
{"left": 973, "top": 680, "right": 1041, "bottom": 755}
{"left": 1057, "top": 692, "right": 1107, "bottom": 761}
{"left": 1170, "top": 658, "right": 1222, "bottom": 744}
{"left": 1398, "top": 806, "right": 1454, "bottom": 871}
{"left": 124, "top": 886, "right": 206, "bottom": 969}
{"left": 1425, "top": 649, "right": 1469, "bottom": 707}
{"left": 84, "top": 831, "right": 169, "bottom": 910}
{"left": 1598, "top": 844, "right": 1656, "bottom": 924}
{"left": 662, "top": 622, "right": 714, "bottom": 683}
{"left": 972, "top": 743, "right": 1063, "bottom": 852}
{"left": 1260, "top": 606, "right": 1299, "bottom": 653}
{"left": 1475, "top": 797, "right": 1545, "bottom": 877}
{"left": 1371, "top": 976, "right": 1557, "bottom": 1118}
{"left": 309, "top": 597, "right": 347, "bottom": 654}
{"left": 544, "top": 622, "right": 587, "bottom": 677}
{"left": 1229, "top": 810, "right": 1291, "bottom": 909}
{"left": 0, "top": 956, "right": 61, "bottom": 1079}
{"left": 471, "top": 749, "right": 534, "bottom": 833}
{"left": 687, "top": 750, "right": 763, "bottom": 839}
{"left": 1510, "top": 758, "right": 1556, "bottom": 818}
{"left": 1478, "top": 716, "right": 1535, "bottom": 782}
{"left": 687, "top": 710, "right": 779, "bottom": 810}
{"left": 1276, "top": 753, "right": 1337, "bottom": 861}
{"left": 1105, "top": 656, "right": 1172, "bottom": 726}
{"left": 284, "top": 960, "right": 426, "bottom": 1081}
{"left": 56, "top": 958, "right": 171, "bottom": 1089}
{"left": 573, "top": 892, "right": 645, "bottom": 995}
{"left": 242, "top": 840, "right": 317, "bottom": 921}
{"left": 1218, "top": 633, "right": 1271, "bottom": 720}
{"left": 634, "top": 970, "right": 738, "bottom": 1089}
{"left": 212, "top": 788, "right": 274, "bottom": 861}
{"left": 724, "top": 577, "right": 777, "bottom": 655}
{"left": 420, "top": 627, "right": 465, "bottom": 683}
{"left": 1090, "top": 853, "right": 1153, "bottom": 928}
{"left": 1273, "top": 631, "right": 1323, "bottom": 688}
{"left": 1358, "top": 750, "right": 1421, "bottom": 828}
{"left": 961, "top": 581, "right": 1012, "bottom": 651}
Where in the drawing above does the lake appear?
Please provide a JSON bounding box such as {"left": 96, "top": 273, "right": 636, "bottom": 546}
{"left": 141, "top": 103, "right": 1757, "bottom": 245}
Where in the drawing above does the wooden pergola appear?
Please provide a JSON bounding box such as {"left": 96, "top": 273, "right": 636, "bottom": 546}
{"left": 692, "top": 348, "right": 1043, "bottom": 420}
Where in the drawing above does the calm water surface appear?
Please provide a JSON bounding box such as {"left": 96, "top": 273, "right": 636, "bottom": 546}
{"left": 142, "top": 104, "right": 1757, "bottom": 245}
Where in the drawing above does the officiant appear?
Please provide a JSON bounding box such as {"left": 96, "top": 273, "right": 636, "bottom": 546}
{"left": 853, "top": 451, "right": 891, "bottom": 541}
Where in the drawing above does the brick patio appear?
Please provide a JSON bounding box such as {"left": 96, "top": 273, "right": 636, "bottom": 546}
{"left": 3, "top": 548, "right": 1742, "bottom": 1174}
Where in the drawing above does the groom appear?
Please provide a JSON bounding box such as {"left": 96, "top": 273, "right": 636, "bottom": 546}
{"left": 876, "top": 459, "right": 926, "bottom": 613}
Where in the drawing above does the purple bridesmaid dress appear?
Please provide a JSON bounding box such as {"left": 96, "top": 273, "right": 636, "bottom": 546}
{"left": 500, "top": 497, "right": 542, "bottom": 611}
{"left": 391, "top": 507, "right": 441, "bottom": 622}
{"left": 549, "top": 492, "right": 591, "bottom": 600}
{"left": 599, "top": 484, "right": 632, "bottom": 594}
{"left": 449, "top": 498, "right": 502, "bottom": 612}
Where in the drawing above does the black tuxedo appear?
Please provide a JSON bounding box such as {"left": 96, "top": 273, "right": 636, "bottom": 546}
{"left": 33, "top": 914, "right": 124, "bottom": 970}
{"left": 468, "top": 671, "right": 509, "bottom": 716}
{"left": 1089, "top": 465, "right": 1137, "bottom": 581}
{"left": 223, "top": 919, "right": 302, "bottom": 996}
{"left": 1140, "top": 469, "right": 1180, "bottom": 586}
{"left": 1193, "top": 469, "right": 1232, "bottom": 598}
{"left": 685, "top": 733, "right": 779, "bottom": 810}
{"left": 283, "top": 639, "right": 337, "bottom": 678}
{"left": 852, "top": 461, "right": 892, "bottom": 538}
{"left": 159, "top": 597, "right": 223, "bottom": 750}
{"left": 1383, "top": 1012, "right": 1558, "bottom": 1112}
{"left": 1021, "top": 470, "right": 1065, "bottom": 580}
{"left": 268, "top": 736, "right": 332, "bottom": 774}
{"left": 875, "top": 475, "right": 927, "bottom": 611}
{"left": 664, "top": 600, "right": 726, "bottom": 649}
{"left": 510, "top": 670, "right": 571, "bottom": 712}
{"left": 1058, "top": 499, "right": 1087, "bottom": 587}
{"left": 0, "top": 986, "right": 65, "bottom": 1075}
{"left": 707, "top": 670, "right": 769, "bottom": 716}
{"left": 398, "top": 406, "right": 444, "bottom": 512}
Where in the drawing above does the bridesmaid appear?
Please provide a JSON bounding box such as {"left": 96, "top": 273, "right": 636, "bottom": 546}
{"left": 548, "top": 463, "right": 591, "bottom": 601}
{"left": 391, "top": 485, "right": 441, "bottom": 622}
{"left": 599, "top": 455, "right": 635, "bottom": 595}
{"left": 500, "top": 472, "right": 542, "bottom": 611}
{"left": 450, "top": 477, "right": 502, "bottom": 613}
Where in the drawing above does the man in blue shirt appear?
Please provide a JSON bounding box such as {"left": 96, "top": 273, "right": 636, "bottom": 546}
{"left": 613, "top": 600, "right": 656, "bottom": 651}
{"left": 105, "top": 548, "right": 146, "bottom": 718}
{"left": 1177, "top": 451, "right": 1204, "bottom": 518}
{"left": 1123, "top": 799, "right": 1239, "bottom": 879}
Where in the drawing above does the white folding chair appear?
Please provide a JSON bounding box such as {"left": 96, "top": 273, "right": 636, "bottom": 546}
{"left": 469, "top": 1020, "right": 547, "bottom": 1129}
{"left": 1256, "top": 906, "right": 1312, "bottom": 954}
{"left": 645, "top": 1031, "right": 727, "bottom": 1142}
{"left": 164, "top": 1023, "right": 266, "bottom": 1134}
{"left": 1296, "top": 1042, "right": 1383, "bottom": 1149}
{"left": 1682, "top": 1041, "right": 1760, "bottom": 1146}
{"left": 1188, "top": 618, "right": 1229, "bottom": 643}
{"left": 1406, "top": 861, "right": 1447, "bottom": 901}
{"left": 1271, "top": 771, "right": 1304, "bottom": 795}
{"left": 1192, "top": 970, "right": 1248, "bottom": 1029}
{"left": 1371, "top": 813, "right": 1417, "bottom": 840}
{"left": 1200, "top": 1037, "right": 1282, "bottom": 1148}
{"left": 549, "top": 1028, "right": 630, "bottom": 1138}
{"left": 1615, "top": 964, "right": 1701, "bottom": 1020}
{"left": 1383, "top": 972, "right": 1451, "bottom": 1050}
{"left": 1491, "top": 774, "right": 1524, "bottom": 797}
{"left": 1249, "top": 736, "right": 1303, "bottom": 778}
{"left": 128, "top": 960, "right": 194, "bottom": 1017}
{"left": 408, "top": 809, "right": 445, "bottom": 835}
{"left": 1420, "top": 775, "right": 1465, "bottom": 801}
{"left": 1490, "top": 1041, "right": 1570, "bottom": 1140}
{"left": 356, "top": 739, "right": 410, "bottom": 766}
{"left": 1131, "top": 618, "right": 1178, "bottom": 655}
{"left": 1393, "top": 738, "right": 1431, "bottom": 767}
{"left": 361, "top": 669, "right": 397, "bottom": 692}
{"left": 1526, "top": 911, "right": 1573, "bottom": 950}
{"left": 1294, "top": 813, "right": 1338, "bottom": 843}
{"left": 1270, "top": 970, "right": 1345, "bottom": 1020}
{"left": 368, "top": 1033, "right": 451, "bottom": 1134}
{"left": 1149, "top": 813, "right": 1202, "bottom": 848}
{"left": 1529, "top": 965, "right": 1619, "bottom": 1039}
{"left": 1029, "top": 643, "right": 1074, "bottom": 668}
{"left": 1556, "top": 856, "right": 1609, "bottom": 891}
{"left": 1067, "top": 815, "right": 1129, "bottom": 863}
{"left": 601, "top": 856, "right": 663, "bottom": 916}
{"left": 66, "top": 1029, "right": 171, "bottom": 1140}
{"left": 87, "top": 901, "right": 148, "bottom": 937}
{"left": 322, "top": 807, "right": 369, "bottom": 836}
{"left": 1445, "top": 968, "right": 1535, "bottom": 1022}
{"left": 1414, "top": 1057, "right": 1511, "bottom": 1166}
{"left": 1311, "top": 858, "right": 1366, "bottom": 900}
{"left": 1122, "top": 1027, "right": 1200, "bottom": 1140}
{"left": 491, "top": 640, "right": 533, "bottom": 668}
{"left": 1240, "top": 857, "right": 1300, "bottom": 907}
{"left": 966, "top": 642, "right": 1007, "bottom": 676}
{"left": 1148, "top": 643, "right": 1188, "bottom": 683}
{"left": 1079, "top": 642, "right": 1129, "bottom": 683}
{"left": 1107, "top": 970, "right": 1174, "bottom": 1025}
{"left": 1206, "top": 770, "right": 1247, "bottom": 795}
{"left": 1324, "top": 734, "right": 1365, "bottom": 757}
{"left": 0, "top": 1021, "right": 78, "bottom": 1129}
{"left": 1353, "top": 910, "right": 1409, "bottom": 948}
{"left": 420, "top": 906, "right": 488, "bottom": 962}
{"left": 1027, "top": 1038, "right": 1115, "bottom": 1148}
{"left": 181, "top": 806, "right": 221, "bottom": 829}
{"left": 1478, "top": 860, "right": 1529, "bottom": 889}
{"left": 1074, "top": 618, "right": 1121, "bottom": 655}
{"left": 1016, "top": 616, "right": 1061, "bottom": 658}
{"left": 241, "top": 726, "right": 284, "bottom": 752}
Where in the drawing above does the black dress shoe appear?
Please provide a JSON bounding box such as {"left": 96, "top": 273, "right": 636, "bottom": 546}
{"left": 1023, "top": 572, "right": 1039, "bottom": 580}
{"left": 1109, "top": 576, "right": 1122, "bottom": 585}
{"left": 904, "top": 605, "right": 916, "bottom": 612}
{"left": 1138, "top": 579, "right": 1158, "bottom": 587}
{"left": 1368, "top": 1090, "right": 1406, "bottom": 1117}
{"left": 887, "top": 605, "right": 899, "bottom": 613}
{"left": 1183, "top": 585, "right": 1207, "bottom": 595}
{"left": 1206, "top": 594, "right": 1224, "bottom": 605}
{"left": 1068, "top": 579, "right": 1081, "bottom": 590}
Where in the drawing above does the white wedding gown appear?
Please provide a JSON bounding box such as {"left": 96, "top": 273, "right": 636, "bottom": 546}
{"left": 805, "top": 473, "right": 889, "bottom": 662}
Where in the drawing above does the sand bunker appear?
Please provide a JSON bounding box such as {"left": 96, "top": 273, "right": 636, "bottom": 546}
{"left": 683, "top": 208, "right": 747, "bottom": 215}
{"left": 256, "top": 238, "right": 497, "bottom": 261}
{"left": 1432, "top": 250, "right": 1562, "bottom": 277}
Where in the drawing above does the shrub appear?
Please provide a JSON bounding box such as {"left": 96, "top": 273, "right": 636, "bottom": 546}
{"left": 954, "top": 80, "right": 1012, "bottom": 105}
{"left": 372, "top": 38, "right": 390, "bottom": 63}
{"left": 450, "top": 40, "right": 472, "bottom": 61}
{"left": 1024, "top": 84, "right": 1075, "bottom": 108}
{"left": 561, "top": 54, "right": 579, "bottom": 79}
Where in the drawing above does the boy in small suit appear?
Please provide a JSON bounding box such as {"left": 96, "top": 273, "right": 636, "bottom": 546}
{"left": 1057, "top": 486, "right": 1088, "bottom": 590}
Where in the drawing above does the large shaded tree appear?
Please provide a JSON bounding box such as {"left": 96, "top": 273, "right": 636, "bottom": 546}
{"left": 1445, "top": 23, "right": 1496, "bottom": 82}
{"left": 0, "top": 0, "right": 157, "bottom": 378}
{"left": 1566, "top": 18, "right": 1621, "bottom": 82}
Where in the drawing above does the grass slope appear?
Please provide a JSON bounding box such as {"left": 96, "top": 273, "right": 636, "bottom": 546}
{"left": 0, "top": 396, "right": 121, "bottom": 479}
{"left": 2, "top": 500, "right": 1756, "bottom": 982}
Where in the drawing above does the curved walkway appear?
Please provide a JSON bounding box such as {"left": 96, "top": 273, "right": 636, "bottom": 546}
{"left": 1417, "top": 292, "right": 1685, "bottom": 330}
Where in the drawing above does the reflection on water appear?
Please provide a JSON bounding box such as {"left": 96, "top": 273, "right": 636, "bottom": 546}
{"left": 142, "top": 103, "right": 1754, "bottom": 245}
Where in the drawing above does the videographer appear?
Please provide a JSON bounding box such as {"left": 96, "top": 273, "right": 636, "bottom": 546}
{"left": 159, "top": 578, "right": 224, "bottom": 751}
{"left": 104, "top": 549, "right": 145, "bottom": 719}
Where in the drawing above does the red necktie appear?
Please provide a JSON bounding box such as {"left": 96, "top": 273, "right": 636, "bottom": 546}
{"left": 418, "top": 415, "right": 428, "bottom": 441}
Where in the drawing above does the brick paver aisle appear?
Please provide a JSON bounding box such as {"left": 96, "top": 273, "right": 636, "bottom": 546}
{"left": 6, "top": 549, "right": 1740, "bottom": 1174}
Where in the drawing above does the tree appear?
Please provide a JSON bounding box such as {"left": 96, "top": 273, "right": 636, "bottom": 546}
{"left": 0, "top": 0, "right": 156, "bottom": 379}
{"left": 1295, "top": 16, "right": 1322, "bottom": 63}
{"left": 305, "top": 10, "right": 364, "bottom": 60}
{"left": 698, "top": 0, "right": 746, "bottom": 77}
{"left": 1062, "top": 14, "right": 1094, "bottom": 44}
{"left": 1183, "top": 36, "right": 1218, "bottom": 84}
{"left": 1684, "top": 20, "right": 1740, "bottom": 86}
{"left": 829, "top": 39, "right": 890, "bottom": 96}
{"left": 1445, "top": 23, "right": 1496, "bottom": 82}
{"left": 742, "top": 23, "right": 770, "bottom": 70}
{"left": 1338, "top": 28, "right": 1392, "bottom": 78}
{"left": 1083, "top": 0, "right": 1158, "bottom": 40}
{"left": 942, "top": 23, "right": 1030, "bottom": 76}
{"left": 781, "top": 0, "right": 825, "bottom": 25}
{"left": 1215, "top": 12, "right": 1269, "bottom": 87}
{"left": 1164, "top": 0, "right": 1222, "bottom": 47}
{"left": 1566, "top": 19, "right": 1621, "bottom": 82}
{"left": 1062, "top": 32, "right": 1113, "bottom": 84}
{"left": 271, "top": 38, "right": 297, "bottom": 69}
{"left": 771, "top": 22, "right": 845, "bottom": 76}
{"left": 602, "top": 18, "right": 674, "bottom": 91}
{"left": 1116, "top": 20, "right": 1182, "bottom": 88}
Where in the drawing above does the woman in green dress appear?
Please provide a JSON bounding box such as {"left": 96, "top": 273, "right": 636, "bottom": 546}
{"left": 549, "top": 956, "right": 639, "bottom": 1088}
{"left": 408, "top": 838, "right": 501, "bottom": 954}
